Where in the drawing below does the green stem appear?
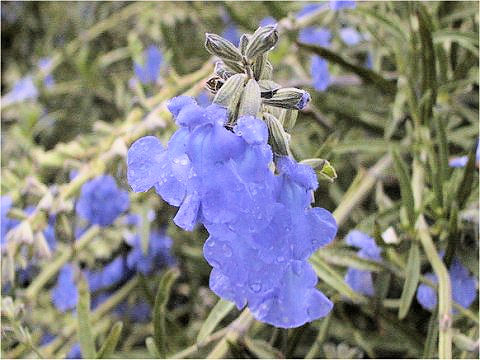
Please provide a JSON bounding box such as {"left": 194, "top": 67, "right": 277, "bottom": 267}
{"left": 417, "top": 216, "right": 452, "bottom": 359}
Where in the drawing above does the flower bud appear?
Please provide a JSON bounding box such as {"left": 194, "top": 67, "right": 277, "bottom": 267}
{"left": 205, "top": 33, "right": 243, "bottom": 62}
{"left": 213, "top": 73, "right": 247, "bottom": 108}
{"left": 222, "top": 59, "right": 244, "bottom": 74}
{"left": 35, "top": 231, "right": 52, "bottom": 258}
{"left": 263, "top": 113, "right": 290, "bottom": 156}
{"left": 258, "top": 80, "right": 281, "bottom": 99}
{"left": 238, "top": 79, "right": 261, "bottom": 118}
{"left": 253, "top": 53, "right": 267, "bottom": 80}
{"left": 245, "top": 25, "right": 279, "bottom": 60}
{"left": 239, "top": 34, "right": 250, "bottom": 55}
{"left": 262, "top": 88, "right": 311, "bottom": 110}
{"left": 283, "top": 109, "right": 299, "bottom": 132}
{"left": 300, "top": 158, "right": 337, "bottom": 183}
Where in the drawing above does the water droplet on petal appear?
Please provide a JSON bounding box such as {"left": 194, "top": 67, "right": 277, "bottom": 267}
{"left": 276, "top": 256, "right": 285, "bottom": 263}
{"left": 207, "top": 240, "right": 215, "bottom": 247}
{"left": 249, "top": 281, "right": 262, "bottom": 293}
{"left": 292, "top": 262, "right": 303, "bottom": 276}
{"left": 222, "top": 244, "right": 232, "bottom": 257}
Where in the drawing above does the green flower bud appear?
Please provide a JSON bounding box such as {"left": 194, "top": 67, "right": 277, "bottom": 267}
{"left": 264, "top": 113, "right": 290, "bottom": 156}
{"left": 213, "top": 73, "right": 247, "bottom": 108}
{"left": 238, "top": 79, "right": 261, "bottom": 118}
{"left": 245, "top": 25, "right": 279, "bottom": 60}
{"left": 214, "top": 61, "right": 234, "bottom": 80}
{"left": 262, "top": 87, "right": 311, "bottom": 110}
{"left": 239, "top": 34, "right": 250, "bottom": 55}
{"left": 205, "top": 33, "right": 243, "bottom": 62}
{"left": 300, "top": 158, "right": 337, "bottom": 183}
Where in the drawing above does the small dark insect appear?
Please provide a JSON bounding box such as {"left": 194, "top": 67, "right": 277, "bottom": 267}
{"left": 206, "top": 75, "right": 225, "bottom": 94}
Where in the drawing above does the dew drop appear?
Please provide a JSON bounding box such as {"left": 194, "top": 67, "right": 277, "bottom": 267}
{"left": 222, "top": 244, "right": 232, "bottom": 257}
{"left": 292, "top": 262, "right": 303, "bottom": 276}
{"left": 207, "top": 240, "right": 215, "bottom": 247}
{"left": 276, "top": 256, "right": 285, "bottom": 263}
{"left": 249, "top": 281, "right": 262, "bottom": 293}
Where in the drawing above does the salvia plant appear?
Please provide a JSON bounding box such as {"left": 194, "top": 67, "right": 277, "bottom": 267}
{"left": 1, "top": 2, "right": 479, "bottom": 359}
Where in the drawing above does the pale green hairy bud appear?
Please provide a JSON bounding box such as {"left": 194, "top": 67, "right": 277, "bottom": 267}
{"left": 213, "top": 73, "right": 247, "bottom": 108}
{"left": 300, "top": 158, "right": 337, "bottom": 182}
{"left": 283, "top": 109, "right": 299, "bottom": 131}
{"left": 262, "top": 88, "right": 311, "bottom": 110}
{"left": 205, "top": 33, "right": 243, "bottom": 62}
{"left": 239, "top": 34, "right": 250, "bottom": 55}
{"left": 222, "top": 59, "right": 244, "bottom": 74}
{"left": 261, "top": 60, "right": 273, "bottom": 80}
{"left": 263, "top": 113, "right": 290, "bottom": 156}
{"left": 253, "top": 53, "right": 267, "bottom": 81}
{"left": 258, "top": 80, "right": 281, "bottom": 98}
{"left": 214, "top": 61, "right": 234, "bottom": 80}
{"left": 245, "top": 25, "right": 279, "bottom": 60}
{"left": 238, "top": 79, "right": 261, "bottom": 118}
{"left": 35, "top": 231, "right": 52, "bottom": 258}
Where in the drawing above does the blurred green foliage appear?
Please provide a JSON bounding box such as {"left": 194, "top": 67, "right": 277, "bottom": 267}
{"left": 1, "top": 1, "right": 479, "bottom": 359}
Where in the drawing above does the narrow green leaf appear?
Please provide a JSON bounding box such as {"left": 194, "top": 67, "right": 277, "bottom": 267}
{"left": 243, "top": 337, "right": 284, "bottom": 359}
{"left": 153, "top": 268, "right": 180, "bottom": 358}
{"left": 317, "top": 248, "right": 384, "bottom": 272}
{"left": 197, "top": 299, "right": 235, "bottom": 344}
{"left": 96, "top": 321, "right": 123, "bottom": 359}
{"left": 146, "top": 336, "right": 161, "bottom": 358}
{"left": 391, "top": 147, "right": 416, "bottom": 226}
{"left": 433, "top": 115, "right": 449, "bottom": 185}
{"left": 456, "top": 143, "right": 478, "bottom": 209}
{"left": 433, "top": 30, "right": 479, "bottom": 56}
{"left": 310, "top": 256, "right": 367, "bottom": 303}
{"left": 356, "top": 7, "right": 407, "bottom": 41}
{"left": 305, "top": 314, "right": 331, "bottom": 359}
{"left": 398, "top": 243, "right": 421, "bottom": 319}
{"left": 140, "top": 206, "right": 151, "bottom": 254}
{"left": 77, "top": 275, "right": 96, "bottom": 359}
{"left": 423, "top": 313, "right": 438, "bottom": 358}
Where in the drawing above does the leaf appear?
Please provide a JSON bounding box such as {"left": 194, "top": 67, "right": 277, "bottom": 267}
{"left": 356, "top": 7, "right": 407, "bottom": 41}
{"left": 300, "top": 158, "right": 337, "bottom": 183}
{"left": 197, "top": 299, "right": 235, "bottom": 344}
{"left": 243, "top": 337, "right": 284, "bottom": 359}
{"left": 77, "top": 275, "right": 96, "bottom": 359}
{"left": 310, "top": 256, "right": 367, "bottom": 304}
{"left": 153, "top": 268, "right": 180, "bottom": 358}
{"left": 96, "top": 321, "right": 123, "bottom": 359}
{"left": 398, "top": 243, "right": 421, "bottom": 319}
{"left": 391, "top": 147, "right": 416, "bottom": 226}
{"left": 433, "top": 30, "right": 479, "bottom": 56}
{"left": 456, "top": 143, "right": 478, "bottom": 209}
{"left": 317, "top": 248, "right": 384, "bottom": 272}
{"left": 146, "top": 336, "right": 161, "bottom": 358}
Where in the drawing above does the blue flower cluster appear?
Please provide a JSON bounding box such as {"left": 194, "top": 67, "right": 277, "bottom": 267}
{"left": 76, "top": 175, "right": 130, "bottom": 227}
{"left": 343, "top": 231, "right": 382, "bottom": 297}
{"left": 416, "top": 258, "right": 477, "bottom": 312}
{"left": 51, "top": 264, "right": 78, "bottom": 312}
{"left": 127, "top": 96, "right": 338, "bottom": 328}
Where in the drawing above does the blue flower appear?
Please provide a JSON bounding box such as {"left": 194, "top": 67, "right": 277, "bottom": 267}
{"left": 66, "top": 343, "right": 82, "bottom": 359}
{"left": 86, "top": 256, "right": 129, "bottom": 292}
{"left": 3, "top": 76, "right": 38, "bottom": 105}
{"left": 127, "top": 96, "right": 338, "bottom": 328}
{"left": 1, "top": 195, "right": 20, "bottom": 247}
{"left": 449, "top": 142, "right": 480, "bottom": 167}
{"left": 416, "top": 258, "right": 477, "bottom": 312}
{"left": 339, "top": 27, "right": 362, "bottom": 46}
{"left": 298, "top": 27, "right": 331, "bottom": 47}
{"left": 222, "top": 24, "right": 240, "bottom": 47}
{"left": 330, "top": 0, "right": 356, "bottom": 11}
{"left": 260, "top": 17, "right": 277, "bottom": 27}
{"left": 52, "top": 264, "right": 78, "bottom": 312}
{"left": 343, "top": 231, "right": 382, "bottom": 297}
{"left": 76, "top": 175, "right": 130, "bottom": 227}
{"left": 126, "top": 231, "right": 174, "bottom": 275}
{"left": 134, "top": 45, "right": 163, "bottom": 85}
{"left": 296, "top": 3, "right": 326, "bottom": 19}
{"left": 311, "top": 55, "right": 331, "bottom": 91}
{"left": 38, "top": 57, "right": 55, "bottom": 88}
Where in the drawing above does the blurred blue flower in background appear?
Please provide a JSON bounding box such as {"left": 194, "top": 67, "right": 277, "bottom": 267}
{"left": 134, "top": 45, "right": 163, "bottom": 85}
{"left": 86, "top": 256, "right": 129, "bottom": 292}
{"left": 296, "top": 3, "right": 326, "bottom": 19}
{"left": 416, "top": 258, "right": 477, "bottom": 312}
{"left": 299, "top": 27, "right": 331, "bottom": 46}
{"left": 344, "top": 230, "right": 382, "bottom": 297}
{"left": 260, "top": 16, "right": 277, "bottom": 27}
{"left": 38, "top": 57, "right": 55, "bottom": 88}
{"left": 126, "top": 231, "right": 175, "bottom": 275}
{"left": 311, "top": 56, "right": 331, "bottom": 91}
{"left": 222, "top": 24, "right": 240, "bottom": 47}
{"left": 330, "top": 0, "right": 356, "bottom": 11}
{"left": 449, "top": 142, "right": 480, "bottom": 167}
{"left": 3, "top": 76, "right": 38, "bottom": 105}
{"left": 76, "top": 175, "right": 130, "bottom": 227}
{"left": 339, "top": 27, "right": 362, "bottom": 46}
{"left": 66, "top": 343, "right": 82, "bottom": 359}
{"left": 1, "top": 195, "right": 20, "bottom": 247}
{"left": 52, "top": 264, "right": 78, "bottom": 312}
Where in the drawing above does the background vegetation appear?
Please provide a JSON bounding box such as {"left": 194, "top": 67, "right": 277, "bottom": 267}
{"left": 1, "top": 1, "right": 478, "bottom": 359}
